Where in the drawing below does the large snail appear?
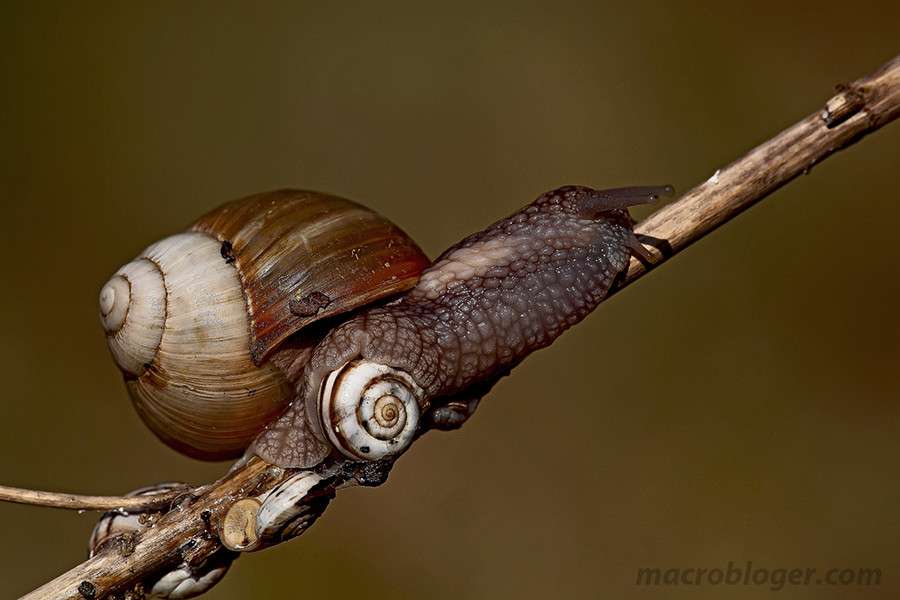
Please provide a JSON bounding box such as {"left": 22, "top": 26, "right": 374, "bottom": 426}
{"left": 100, "top": 185, "right": 671, "bottom": 469}
{"left": 99, "top": 190, "right": 428, "bottom": 461}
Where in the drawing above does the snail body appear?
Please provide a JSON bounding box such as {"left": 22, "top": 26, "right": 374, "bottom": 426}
{"left": 252, "top": 184, "right": 669, "bottom": 467}
{"left": 102, "top": 185, "right": 670, "bottom": 467}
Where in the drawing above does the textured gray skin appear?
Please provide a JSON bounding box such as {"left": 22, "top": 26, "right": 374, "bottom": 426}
{"left": 252, "top": 185, "right": 669, "bottom": 468}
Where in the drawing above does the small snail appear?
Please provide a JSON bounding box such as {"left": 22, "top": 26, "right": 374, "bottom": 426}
{"left": 89, "top": 484, "right": 234, "bottom": 599}
{"left": 219, "top": 470, "right": 330, "bottom": 552}
{"left": 101, "top": 185, "right": 671, "bottom": 468}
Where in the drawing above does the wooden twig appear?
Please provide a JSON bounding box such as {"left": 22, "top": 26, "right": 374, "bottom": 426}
{"left": 0, "top": 485, "right": 187, "bottom": 513}
{"left": 17, "top": 53, "right": 900, "bottom": 600}
{"left": 618, "top": 55, "right": 900, "bottom": 290}
{"left": 19, "top": 459, "right": 275, "bottom": 600}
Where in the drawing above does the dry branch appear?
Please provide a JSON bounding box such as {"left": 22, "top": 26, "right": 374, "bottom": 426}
{"left": 0, "top": 485, "right": 187, "bottom": 513}
{"left": 16, "top": 53, "right": 900, "bottom": 600}
{"left": 618, "top": 54, "right": 900, "bottom": 290}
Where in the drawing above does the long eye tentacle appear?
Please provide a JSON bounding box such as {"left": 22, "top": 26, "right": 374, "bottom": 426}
{"left": 575, "top": 184, "right": 672, "bottom": 215}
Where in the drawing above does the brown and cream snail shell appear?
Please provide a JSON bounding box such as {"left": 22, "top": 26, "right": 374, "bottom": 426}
{"left": 99, "top": 190, "right": 428, "bottom": 460}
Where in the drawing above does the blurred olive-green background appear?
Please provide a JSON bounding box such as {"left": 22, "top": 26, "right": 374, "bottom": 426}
{"left": 1, "top": 2, "right": 898, "bottom": 599}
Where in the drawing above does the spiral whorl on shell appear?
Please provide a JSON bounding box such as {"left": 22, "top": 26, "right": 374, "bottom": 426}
{"left": 100, "top": 190, "right": 429, "bottom": 461}
{"left": 99, "top": 232, "right": 294, "bottom": 460}
{"left": 319, "top": 359, "right": 429, "bottom": 461}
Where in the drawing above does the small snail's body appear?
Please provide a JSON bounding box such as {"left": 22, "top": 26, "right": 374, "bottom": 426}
{"left": 102, "top": 185, "right": 671, "bottom": 468}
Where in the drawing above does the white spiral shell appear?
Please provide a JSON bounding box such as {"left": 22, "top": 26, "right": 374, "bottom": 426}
{"left": 319, "top": 360, "right": 428, "bottom": 461}
{"left": 255, "top": 471, "right": 326, "bottom": 546}
{"left": 220, "top": 471, "right": 329, "bottom": 552}
{"left": 99, "top": 232, "right": 293, "bottom": 460}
